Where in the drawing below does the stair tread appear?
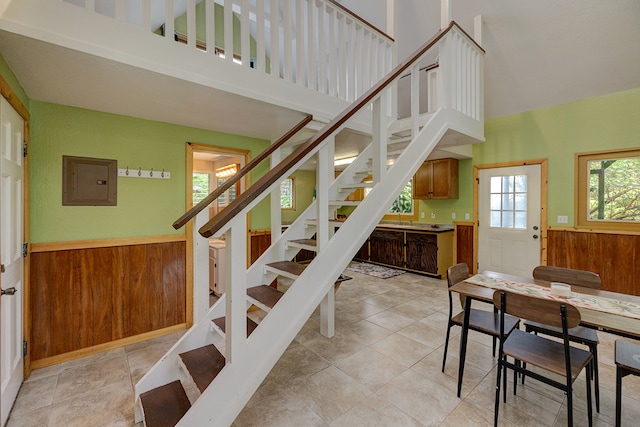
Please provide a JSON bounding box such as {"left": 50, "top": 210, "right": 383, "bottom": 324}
{"left": 139, "top": 380, "right": 191, "bottom": 427}
{"left": 247, "top": 284, "right": 285, "bottom": 309}
{"left": 212, "top": 316, "right": 259, "bottom": 337}
{"left": 288, "top": 238, "right": 317, "bottom": 247}
{"left": 179, "top": 344, "right": 225, "bottom": 393}
{"left": 265, "top": 260, "right": 307, "bottom": 276}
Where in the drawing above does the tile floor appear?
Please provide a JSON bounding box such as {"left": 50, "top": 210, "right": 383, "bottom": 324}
{"left": 7, "top": 270, "right": 640, "bottom": 426}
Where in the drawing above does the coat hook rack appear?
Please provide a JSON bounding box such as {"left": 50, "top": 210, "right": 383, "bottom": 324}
{"left": 118, "top": 166, "right": 171, "bottom": 180}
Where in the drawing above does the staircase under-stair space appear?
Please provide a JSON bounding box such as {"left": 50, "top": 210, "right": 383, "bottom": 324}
{"left": 135, "top": 21, "right": 485, "bottom": 426}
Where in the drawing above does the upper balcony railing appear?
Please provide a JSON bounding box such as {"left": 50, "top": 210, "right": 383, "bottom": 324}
{"left": 63, "top": 0, "right": 395, "bottom": 103}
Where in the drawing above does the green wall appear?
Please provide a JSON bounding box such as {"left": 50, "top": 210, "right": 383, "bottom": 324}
{"left": 421, "top": 88, "right": 640, "bottom": 227}
{"left": 282, "top": 169, "right": 315, "bottom": 224}
{"left": 29, "top": 101, "right": 270, "bottom": 243}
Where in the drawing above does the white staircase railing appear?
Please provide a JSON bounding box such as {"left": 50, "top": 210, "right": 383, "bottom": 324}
{"left": 135, "top": 21, "right": 484, "bottom": 426}
{"left": 63, "top": 0, "right": 394, "bottom": 103}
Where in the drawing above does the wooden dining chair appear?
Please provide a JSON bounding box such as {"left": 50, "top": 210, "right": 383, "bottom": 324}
{"left": 442, "top": 263, "right": 520, "bottom": 394}
{"left": 524, "top": 265, "right": 601, "bottom": 412}
{"left": 493, "top": 290, "right": 593, "bottom": 427}
{"left": 615, "top": 340, "right": 640, "bottom": 427}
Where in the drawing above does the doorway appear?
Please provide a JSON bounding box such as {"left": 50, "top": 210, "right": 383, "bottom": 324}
{"left": 475, "top": 160, "right": 547, "bottom": 277}
{"left": 184, "top": 143, "right": 249, "bottom": 325}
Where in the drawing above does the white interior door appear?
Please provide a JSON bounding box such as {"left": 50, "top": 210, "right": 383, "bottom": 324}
{"left": 0, "top": 96, "right": 24, "bottom": 426}
{"left": 478, "top": 164, "right": 541, "bottom": 277}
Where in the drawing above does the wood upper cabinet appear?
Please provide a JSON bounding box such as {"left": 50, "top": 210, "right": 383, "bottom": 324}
{"left": 413, "top": 158, "right": 459, "bottom": 199}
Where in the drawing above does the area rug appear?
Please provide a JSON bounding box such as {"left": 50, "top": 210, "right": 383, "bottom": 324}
{"left": 345, "top": 262, "right": 406, "bottom": 279}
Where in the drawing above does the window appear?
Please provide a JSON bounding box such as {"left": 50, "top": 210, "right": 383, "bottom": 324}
{"left": 576, "top": 148, "right": 640, "bottom": 231}
{"left": 193, "top": 172, "right": 210, "bottom": 205}
{"left": 489, "top": 175, "right": 527, "bottom": 229}
{"left": 380, "top": 180, "right": 417, "bottom": 220}
{"left": 281, "top": 178, "right": 295, "bottom": 209}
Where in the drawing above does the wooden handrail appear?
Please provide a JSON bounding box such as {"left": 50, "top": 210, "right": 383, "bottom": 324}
{"left": 172, "top": 115, "right": 313, "bottom": 229}
{"left": 198, "top": 21, "right": 469, "bottom": 238}
{"left": 326, "top": 0, "right": 394, "bottom": 42}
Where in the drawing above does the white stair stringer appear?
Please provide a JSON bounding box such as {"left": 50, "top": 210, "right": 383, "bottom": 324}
{"left": 173, "top": 108, "right": 454, "bottom": 426}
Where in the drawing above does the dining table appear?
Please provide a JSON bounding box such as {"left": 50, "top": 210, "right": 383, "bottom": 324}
{"left": 449, "top": 270, "right": 640, "bottom": 397}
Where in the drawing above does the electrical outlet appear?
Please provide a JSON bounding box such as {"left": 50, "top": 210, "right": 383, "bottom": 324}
{"left": 451, "top": 212, "right": 456, "bottom": 220}
{"left": 557, "top": 215, "right": 568, "bottom": 224}
{"left": 420, "top": 212, "right": 425, "bottom": 218}
{"left": 431, "top": 212, "right": 436, "bottom": 219}
{"left": 465, "top": 213, "right": 470, "bottom": 220}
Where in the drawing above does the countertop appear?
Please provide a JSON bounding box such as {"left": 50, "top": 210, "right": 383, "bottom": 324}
{"left": 376, "top": 222, "right": 454, "bottom": 233}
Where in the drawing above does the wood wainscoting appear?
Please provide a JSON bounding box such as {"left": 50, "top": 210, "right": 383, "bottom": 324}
{"left": 29, "top": 235, "right": 186, "bottom": 368}
{"left": 547, "top": 228, "right": 640, "bottom": 296}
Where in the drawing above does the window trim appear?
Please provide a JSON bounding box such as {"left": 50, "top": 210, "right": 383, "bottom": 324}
{"left": 382, "top": 178, "right": 418, "bottom": 221}
{"left": 575, "top": 147, "right": 640, "bottom": 232}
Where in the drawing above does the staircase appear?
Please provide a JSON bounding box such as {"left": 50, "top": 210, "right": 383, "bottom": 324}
{"left": 132, "top": 20, "right": 485, "bottom": 426}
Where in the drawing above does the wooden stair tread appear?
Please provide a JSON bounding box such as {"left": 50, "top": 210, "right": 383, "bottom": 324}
{"left": 212, "top": 316, "right": 259, "bottom": 337}
{"left": 139, "top": 380, "right": 191, "bottom": 427}
{"left": 179, "top": 344, "right": 225, "bottom": 393}
{"left": 288, "top": 238, "right": 317, "bottom": 249}
{"left": 247, "top": 285, "right": 285, "bottom": 309}
{"left": 265, "top": 260, "right": 307, "bottom": 276}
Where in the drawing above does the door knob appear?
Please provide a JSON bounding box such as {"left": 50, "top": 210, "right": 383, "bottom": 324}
{"left": 533, "top": 226, "right": 539, "bottom": 230}
{"left": 532, "top": 234, "right": 539, "bottom": 239}
{"left": 1, "top": 287, "right": 17, "bottom": 296}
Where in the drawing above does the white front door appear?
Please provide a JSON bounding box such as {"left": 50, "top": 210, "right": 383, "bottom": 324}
{"left": 0, "top": 96, "right": 24, "bottom": 426}
{"left": 478, "top": 164, "right": 541, "bottom": 277}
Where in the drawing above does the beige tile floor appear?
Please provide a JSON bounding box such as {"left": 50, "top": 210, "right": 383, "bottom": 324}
{"left": 7, "top": 270, "right": 640, "bottom": 426}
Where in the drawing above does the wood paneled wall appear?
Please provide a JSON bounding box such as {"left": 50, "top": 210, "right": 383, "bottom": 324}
{"left": 29, "top": 239, "right": 186, "bottom": 362}
{"left": 547, "top": 229, "right": 640, "bottom": 295}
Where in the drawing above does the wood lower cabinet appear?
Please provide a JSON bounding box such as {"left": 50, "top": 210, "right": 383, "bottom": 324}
{"left": 405, "top": 232, "right": 438, "bottom": 275}
{"left": 369, "top": 229, "right": 405, "bottom": 268}
{"left": 361, "top": 227, "right": 454, "bottom": 278}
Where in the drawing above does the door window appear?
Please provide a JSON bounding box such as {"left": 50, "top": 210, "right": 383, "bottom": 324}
{"left": 489, "top": 175, "right": 527, "bottom": 229}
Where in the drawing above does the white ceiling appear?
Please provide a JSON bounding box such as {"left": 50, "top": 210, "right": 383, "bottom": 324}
{"left": 1, "top": 0, "right": 639, "bottom": 145}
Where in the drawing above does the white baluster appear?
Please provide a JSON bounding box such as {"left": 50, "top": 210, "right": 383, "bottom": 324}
{"left": 164, "top": 0, "right": 174, "bottom": 44}
{"left": 224, "top": 0, "right": 233, "bottom": 62}
{"left": 226, "top": 217, "right": 248, "bottom": 363}
{"left": 206, "top": 0, "right": 216, "bottom": 54}
{"left": 327, "top": 6, "right": 336, "bottom": 96}
{"left": 347, "top": 19, "right": 356, "bottom": 101}
{"left": 270, "top": 0, "right": 280, "bottom": 77}
{"left": 361, "top": 30, "right": 371, "bottom": 92}
{"left": 283, "top": 0, "right": 293, "bottom": 81}
{"left": 256, "top": 0, "right": 266, "bottom": 71}
{"left": 270, "top": 148, "right": 282, "bottom": 242}
{"left": 115, "top": 0, "right": 124, "bottom": 22}
{"left": 296, "top": 0, "right": 305, "bottom": 85}
{"left": 355, "top": 25, "right": 364, "bottom": 98}
{"left": 411, "top": 64, "right": 419, "bottom": 138}
{"left": 307, "top": 0, "right": 317, "bottom": 90}
{"left": 142, "top": 0, "right": 151, "bottom": 32}
{"left": 187, "top": 0, "right": 196, "bottom": 48}
{"left": 371, "top": 93, "right": 387, "bottom": 183}
{"left": 241, "top": 0, "right": 250, "bottom": 67}
{"left": 337, "top": 13, "right": 347, "bottom": 100}
{"left": 317, "top": 3, "right": 327, "bottom": 93}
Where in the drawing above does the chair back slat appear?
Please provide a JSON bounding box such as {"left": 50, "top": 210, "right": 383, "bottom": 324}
{"left": 533, "top": 265, "right": 601, "bottom": 289}
{"left": 447, "top": 263, "right": 469, "bottom": 288}
{"left": 492, "top": 290, "right": 581, "bottom": 329}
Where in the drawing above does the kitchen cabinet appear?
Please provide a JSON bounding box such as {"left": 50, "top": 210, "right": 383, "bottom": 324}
{"left": 413, "top": 158, "right": 459, "bottom": 199}
{"left": 369, "top": 229, "right": 405, "bottom": 268}
{"left": 359, "top": 225, "right": 454, "bottom": 278}
{"left": 405, "top": 232, "right": 439, "bottom": 275}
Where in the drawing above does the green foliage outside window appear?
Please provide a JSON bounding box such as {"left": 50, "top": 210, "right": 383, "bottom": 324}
{"left": 588, "top": 157, "right": 640, "bottom": 221}
{"left": 390, "top": 181, "right": 413, "bottom": 214}
{"left": 193, "top": 172, "right": 210, "bottom": 205}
